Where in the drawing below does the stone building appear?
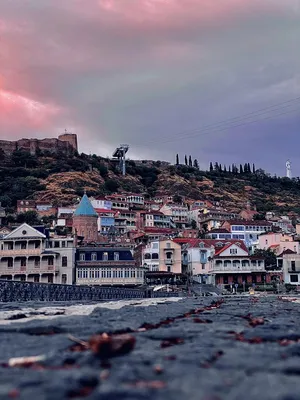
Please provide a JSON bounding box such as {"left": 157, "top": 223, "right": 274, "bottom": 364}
{"left": 72, "top": 194, "right": 98, "bottom": 242}
{"left": 0, "top": 132, "right": 78, "bottom": 156}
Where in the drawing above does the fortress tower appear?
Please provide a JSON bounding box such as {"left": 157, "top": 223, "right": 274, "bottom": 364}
{"left": 58, "top": 130, "right": 78, "bottom": 152}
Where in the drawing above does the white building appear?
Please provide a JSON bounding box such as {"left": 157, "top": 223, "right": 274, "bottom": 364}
{"left": 0, "top": 223, "right": 75, "bottom": 284}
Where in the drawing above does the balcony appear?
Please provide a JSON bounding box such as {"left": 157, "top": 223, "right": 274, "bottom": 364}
{"left": 211, "top": 265, "right": 264, "bottom": 272}
{"left": 0, "top": 265, "right": 59, "bottom": 275}
{"left": 0, "top": 249, "right": 42, "bottom": 257}
{"left": 165, "top": 259, "right": 173, "bottom": 265}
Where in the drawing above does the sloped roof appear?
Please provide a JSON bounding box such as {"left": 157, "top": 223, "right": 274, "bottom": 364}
{"left": 277, "top": 249, "right": 297, "bottom": 257}
{"left": 74, "top": 194, "right": 98, "bottom": 217}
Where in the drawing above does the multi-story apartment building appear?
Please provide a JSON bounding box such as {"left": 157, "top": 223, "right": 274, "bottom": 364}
{"left": 258, "top": 232, "right": 299, "bottom": 255}
{"left": 160, "top": 204, "right": 188, "bottom": 228}
{"left": 114, "top": 210, "right": 137, "bottom": 233}
{"left": 106, "top": 195, "right": 129, "bottom": 211}
{"left": 90, "top": 198, "right": 112, "bottom": 210}
{"left": 209, "top": 241, "right": 266, "bottom": 287}
{"left": 142, "top": 239, "right": 182, "bottom": 274}
{"left": 137, "top": 211, "right": 175, "bottom": 230}
{"left": 0, "top": 223, "right": 75, "bottom": 284}
{"left": 276, "top": 250, "right": 299, "bottom": 285}
{"left": 205, "top": 228, "right": 232, "bottom": 240}
{"left": 17, "top": 200, "right": 36, "bottom": 213}
{"left": 197, "top": 208, "right": 237, "bottom": 231}
{"left": 222, "top": 220, "right": 273, "bottom": 249}
{"left": 94, "top": 209, "right": 115, "bottom": 234}
{"left": 126, "top": 194, "right": 145, "bottom": 209}
{"left": 75, "top": 245, "right": 144, "bottom": 286}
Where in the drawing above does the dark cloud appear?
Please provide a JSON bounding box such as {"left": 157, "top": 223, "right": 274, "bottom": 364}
{"left": 0, "top": 0, "right": 299, "bottom": 174}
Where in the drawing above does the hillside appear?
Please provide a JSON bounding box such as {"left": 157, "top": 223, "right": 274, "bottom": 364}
{"left": 1, "top": 149, "right": 300, "bottom": 214}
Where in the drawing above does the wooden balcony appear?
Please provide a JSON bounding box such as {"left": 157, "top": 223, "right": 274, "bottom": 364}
{"left": 76, "top": 277, "right": 144, "bottom": 286}
{"left": 77, "top": 260, "right": 136, "bottom": 267}
{"left": 0, "top": 249, "right": 42, "bottom": 257}
{"left": 0, "top": 265, "right": 59, "bottom": 275}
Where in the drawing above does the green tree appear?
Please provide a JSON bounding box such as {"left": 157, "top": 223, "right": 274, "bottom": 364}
{"left": 173, "top": 194, "right": 182, "bottom": 204}
{"left": 188, "top": 155, "right": 193, "bottom": 167}
{"left": 253, "top": 248, "right": 277, "bottom": 270}
{"left": 17, "top": 210, "right": 40, "bottom": 225}
{"left": 239, "top": 164, "right": 244, "bottom": 174}
{"left": 104, "top": 179, "right": 119, "bottom": 193}
{"left": 193, "top": 159, "right": 199, "bottom": 169}
{"left": 209, "top": 162, "right": 213, "bottom": 172}
{"left": 176, "top": 154, "right": 179, "bottom": 165}
{"left": 185, "top": 155, "right": 188, "bottom": 165}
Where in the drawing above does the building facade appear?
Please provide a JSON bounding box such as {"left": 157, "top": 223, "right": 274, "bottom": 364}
{"left": 72, "top": 194, "right": 98, "bottom": 242}
{"left": 75, "top": 246, "right": 144, "bottom": 286}
{"left": 0, "top": 223, "right": 75, "bottom": 284}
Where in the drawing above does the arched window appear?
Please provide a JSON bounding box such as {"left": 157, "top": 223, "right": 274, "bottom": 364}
{"left": 91, "top": 253, "right": 97, "bottom": 261}
{"left": 79, "top": 253, "right": 85, "bottom": 261}
{"left": 152, "top": 253, "right": 159, "bottom": 260}
{"left": 103, "top": 252, "right": 108, "bottom": 261}
{"left": 144, "top": 253, "right": 151, "bottom": 259}
{"left": 114, "top": 252, "right": 119, "bottom": 261}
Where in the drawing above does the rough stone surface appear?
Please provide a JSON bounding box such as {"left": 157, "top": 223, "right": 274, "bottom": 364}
{"left": 0, "top": 296, "right": 300, "bottom": 399}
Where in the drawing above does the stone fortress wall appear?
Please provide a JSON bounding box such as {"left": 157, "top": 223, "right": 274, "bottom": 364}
{"left": 0, "top": 133, "right": 78, "bottom": 156}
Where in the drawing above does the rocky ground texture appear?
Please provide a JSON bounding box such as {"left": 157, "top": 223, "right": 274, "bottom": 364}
{"left": 1, "top": 296, "right": 300, "bottom": 400}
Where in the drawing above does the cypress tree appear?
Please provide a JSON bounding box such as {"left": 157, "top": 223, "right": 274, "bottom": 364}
{"left": 252, "top": 163, "right": 256, "bottom": 174}
{"left": 193, "top": 159, "right": 199, "bottom": 169}
{"left": 185, "top": 155, "right": 188, "bottom": 165}
{"left": 176, "top": 154, "right": 179, "bottom": 165}
{"left": 189, "top": 155, "right": 193, "bottom": 167}
{"left": 240, "top": 164, "right": 244, "bottom": 174}
{"left": 209, "top": 162, "right": 213, "bottom": 172}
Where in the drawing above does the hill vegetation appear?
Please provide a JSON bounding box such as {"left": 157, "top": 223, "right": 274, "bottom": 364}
{"left": 1, "top": 149, "right": 300, "bottom": 214}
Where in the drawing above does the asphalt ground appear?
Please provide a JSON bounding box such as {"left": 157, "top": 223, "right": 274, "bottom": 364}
{"left": 1, "top": 295, "right": 300, "bottom": 400}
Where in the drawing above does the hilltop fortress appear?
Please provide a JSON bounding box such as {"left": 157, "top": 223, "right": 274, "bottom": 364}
{"left": 0, "top": 132, "right": 78, "bottom": 156}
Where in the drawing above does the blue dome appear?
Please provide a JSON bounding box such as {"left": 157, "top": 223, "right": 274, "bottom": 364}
{"left": 74, "top": 194, "right": 98, "bottom": 217}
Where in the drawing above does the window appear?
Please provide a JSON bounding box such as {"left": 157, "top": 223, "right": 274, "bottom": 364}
{"left": 62, "top": 256, "right": 68, "bottom": 267}
{"left": 152, "top": 253, "right": 159, "bottom": 259}
{"left": 91, "top": 253, "right": 97, "bottom": 261}
{"left": 34, "top": 275, "right": 39, "bottom": 283}
{"left": 291, "top": 261, "right": 296, "bottom": 271}
{"left": 166, "top": 242, "right": 171, "bottom": 248}
{"left": 114, "top": 252, "right": 119, "bottom": 261}
{"left": 103, "top": 252, "right": 108, "bottom": 261}
{"left": 291, "top": 275, "right": 298, "bottom": 283}
{"left": 230, "top": 248, "right": 238, "bottom": 255}
{"left": 107, "top": 269, "right": 111, "bottom": 278}
{"left": 48, "top": 275, "right": 53, "bottom": 283}
{"left": 118, "top": 269, "right": 123, "bottom": 278}
{"left": 77, "top": 270, "right": 83, "bottom": 279}
{"left": 7, "top": 259, "right": 13, "bottom": 268}
{"left": 21, "top": 258, "right": 26, "bottom": 267}
{"left": 61, "top": 274, "right": 67, "bottom": 284}
{"left": 48, "top": 257, "right": 54, "bottom": 266}
{"left": 34, "top": 258, "right": 40, "bottom": 267}
{"left": 101, "top": 269, "right": 106, "bottom": 278}
{"left": 113, "top": 270, "right": 117, "bottom": 278}
{"left": 21, "top": 242, "right": 26, "bottom": 250}
{"left": 152, "top": 242, "right": 158, "bottom": 249}
{"left": 90, "top": 270, "right": 95, "bottom": 279}
{"left": 54, "top": 241, "right": 60, "bottom": 248}
{"left": 62, "top": 241, "right": 66, "bottom": 248}
{"left": 144, "top": 253, "right": 151, "bottom": 259}
{"left": 79, "top": 253, "right": 85, "bottom": 261}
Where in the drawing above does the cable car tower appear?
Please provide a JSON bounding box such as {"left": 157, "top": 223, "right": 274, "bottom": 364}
{"left": 112, "top": 144, "right": 129, "bottom": 176}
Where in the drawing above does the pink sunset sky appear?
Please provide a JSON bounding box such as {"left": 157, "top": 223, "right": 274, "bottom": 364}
{"left": 0, "top": 0, "right": 299, "bottom": 172}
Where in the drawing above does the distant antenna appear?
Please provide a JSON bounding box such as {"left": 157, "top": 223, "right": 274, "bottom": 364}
{"left": 286, "top": 160, "right": 292, "bottom": 179}
{"left": 112, "top": 144, "right": 129, "bottom": 176}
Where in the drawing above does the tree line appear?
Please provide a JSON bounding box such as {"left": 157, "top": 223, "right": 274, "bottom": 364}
{"left": 209, "top": 162, "right": 256, "bottom": 174}
{"left": 175, "top": 154, "right": 199, "bottom": 169}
